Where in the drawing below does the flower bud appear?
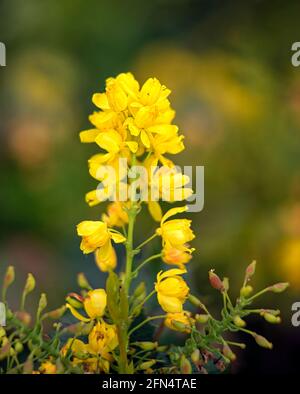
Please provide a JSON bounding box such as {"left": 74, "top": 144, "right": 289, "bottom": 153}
{"left": 268, "top": 283, "right": 289, "bottom": 293}
{"left": 262, "top": 312, "right": 281, "bottom": 324}
{"left": 66, "top": 296, "right": 83, "bottom": 309}
{"left": 139, "top": 359, "right": 156, "bottom": 370}
{"left": 254, "top": 334, "right": 273, "bottom": 349}
{"left": 209, "top": 270, "right": 224, "bottom": 291}
{"left": 24, "top": 273, "right": 36, "bottom": 296}
{"left": 191, "top": 349, "right": 201, "bottom": 364}
{"left": 15, "top": 342, "right": 24, "bottom": 354}
{"left": 15, "top": 311, "right": 32, "bottom": 326}
{"left": 223, "top": 277, "right": 229, "bottom": 292}
{"left": 135, "top": 341, "right": 158, "bottom": 351}
{"left": 0, "top": 327, "right": 5, "bottom": 338}
{"left": 157, "top": 345, "right": 168, "bottom": 352}
{"left": 240, "top": 285, "right": 253, "bottom": 298}
{"left": 180, "top": 354, "right": 192, "bottom": 374}
{"left": 0, "top": 342, "right": 10, "bottom": 360}
{"left": 3, "top": 266, "right": 15, "bottom": 291}
{"left": 245, "top": 260, "right": 256, "bottom": 282}
{"left": 44, "top": 305, "right": 67, "bottom": 320}
{"left": 172, "top": 320, "right": 188, "bottom": 331}
{"left": 195, "top": 314, "right": 209, "bottom": 324}
{"left": 37, "top": 293, "right": 47, "bottom": 319}
{"left": 223, "top": 344, "right": 236, "bottom": 361}
{"left": 188, "top": 294, "right": 203, "bottom": 307}
{"left": 233, "top": 316, "right": 246, "bottom": 327}
{"left": 77, "top": 273, "right": 91, "bottom": 290}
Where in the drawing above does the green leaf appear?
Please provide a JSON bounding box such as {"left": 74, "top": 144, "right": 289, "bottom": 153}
{"left": 106, "top": 271, "right": 120, "bottom": 323}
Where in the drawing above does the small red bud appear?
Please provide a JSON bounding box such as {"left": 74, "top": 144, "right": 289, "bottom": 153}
{"left": 209, "top": 270, "right": 225, "bottom": 291}
{"left": 245, "top": 260, "right": 256, "bottom": 282}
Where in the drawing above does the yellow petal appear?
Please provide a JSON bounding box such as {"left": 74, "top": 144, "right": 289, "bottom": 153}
{"left": 161, "top": 206, "right": 187, "bottom": 224}
{"left": 148, "top": 201, "right": 162, "bottom": 222}
{"left": 79, "top": 129, "right": 100, "bottom": 143}
{"left": 158, "top": 268, "right": 187, "bottom": 282}
{"left": 109, "top": 230, "right": 126, "bottom": 244}
{"left": 66, "top": 304, "right": 90, "bottom": 322}
{"left": 125, "top": 141, "right": 138, "bottom": 153}
{"left": 92, "top": 93, "right": 110, "bottom": 110}
{"left": 141, "top": 130, "right": 150, "bottom": 148}
{"left": 95, "top": 130, "right": 122, "bottom": 153}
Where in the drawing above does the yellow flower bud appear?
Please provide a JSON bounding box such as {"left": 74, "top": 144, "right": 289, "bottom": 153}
{"left": 24, "top": 273, "right": 36, "bottom": 295}
{"left": 262, "top": 312, "right": 281, "bottom": 324}
{"left": 195, "top": 314, "right": 210, "bottom": 324}
{"left": 240, "top": 285, "right": 253, "bottom": 298}
{"left": 84, "top": 289, "right": 107, "bottom": 319}
{"left": 254, "top": 334, "right": 273, "bottom": 349}
{"left": 180, "top": 354, "right": 192, "bottom": 374}
{"left": 268, "top": 283, "right": 289, "bottom": 293}
{"left": 139, "top": 359, "right": 156, "bottom": 370}
{"left": 233, "top": 316, "right": 246, "bottom": 327}
{"left": 77, "top": 273, "right": 91, "bottom": 290}
{"left": 135, "top": 342, "right": 158, "bottom": 351}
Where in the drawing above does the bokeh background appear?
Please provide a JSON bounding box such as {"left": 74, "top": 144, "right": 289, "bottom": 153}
{"left": 1, "top": 0, "right": 300, "bottom": 373}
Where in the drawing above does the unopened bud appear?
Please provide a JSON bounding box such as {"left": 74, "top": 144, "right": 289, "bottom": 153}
{"left": 223, "top": 277, "right": 229, "bottom": 292}
{"left": 209, "top": 270, "right": 225, "bottom": 291}
{"left": 180, "top": 355, "right": 192, "bottom": 374}
{"left": 3, "top": 266, "right": 15, "bottom": 290}
{"left": 77, "top": 273, "right": 91, "bottom": 290}
{"left": 66, "top": 296, "right": 83, "bottom": 309}
{"left": 15, "top": 311, "right": 31, "bottom": 326}
{"left": 172, "top": 320, "right": 188, "bottom": 331}
{"left": 195, "top": 314, "right": 209, "bottom": 324}
{"left": 191, "top": 349, "right": 201, "bottom": 364}
{"left": 24, "top": 273, "right": 36, "bottom": 296}
{"left": 268, "top": 283, "right": 289, "bottom": 293}
{"left": 245, "top": 260, "right": 256, "bottom": 282}
{"left": 0, "top": 342, "right": 10, "bottom": 360}
{"left": 37, "top": 293, "right": 47, "bottom": 319}
{"left": 188, "top": 294, "right": 203, "bottom": 307}
{"left": 14, "top": 342, "right": 24, "bottom": 354}
{"left": 157, "top": 345, "right": 168, "bottom": 352}
{"left": 240, "top": 285, "right": 253, "bottom": 298}
{"left": 254, "top": 334, "right": 273, "bottom": 349}
{"left": 262, "top": 312, "right": 281, "bottom": 324}
{"left": 0, "top": 327, "right": 5, "bottom": 338}
{"left": 44, "top": 305, "right": 67, "bottom": 320}
{"left": 139, "top": 359, "right": 156, "bottom": 370}
{"left": 223, "top": 344, "right": 236, "bottom": 361}
{"left": 234, "top": 316, "right": 246, "bottom": 327}
{"left": 135, "top": 341, "right": 157, "bottom": 351}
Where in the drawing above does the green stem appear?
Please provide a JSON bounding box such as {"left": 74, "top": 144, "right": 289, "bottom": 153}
{"left": 247, "top": 288, "right": 269, "bottom": 302}
{"left": 124, "top": 207, "right": 137, "bottom": 294}
{"left": 135, "top": 233, "right": 158, "bottom": 250}
{"left": 133, "top": 254, "right": 162, "bottom": 276}
{"left": 128, "top": 315, "right": 166, "bottom": 337}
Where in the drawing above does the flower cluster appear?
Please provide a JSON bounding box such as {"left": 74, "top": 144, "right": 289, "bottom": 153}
{"left": 0, "top": 73, "right": 289, "bottom": 375}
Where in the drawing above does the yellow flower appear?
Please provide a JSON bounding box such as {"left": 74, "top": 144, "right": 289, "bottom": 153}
{"left": 61, "top": 337, "right": 111, "bottom": 373}
{"left": 77, "top": 220, "right": 125, "bottom": 254}
{"left": 66, "top": 289, "right": 107, "bottom": 322}
{"left": 156, "top": 206, "right": 195, "bottom": 248}
{"left": 155, "top": 268, "right": 189, "bottom": 313}
{"left": 162, "top": 244, "right": 194, "bottom": 268}
{"left": 39, "top": 360, "right": 57, "bottom": 374}
{"left": 95, "top": 240, "right": 117, "bottom": 272}
{"left": 88, "top": 320, "right": 118, "bottom": 360}
{"left": 102, "top": 202, "right": 129, "bottom": 228}
{"left": 165, "top": 311, "right": 195, "bottom": 333}
{"left": 151, "top": 166, "right": 193, "bottom": 202}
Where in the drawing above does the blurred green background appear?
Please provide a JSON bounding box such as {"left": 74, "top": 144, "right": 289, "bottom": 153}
{"left": 1, "top": 0, "right": 300, "bottom": 373}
